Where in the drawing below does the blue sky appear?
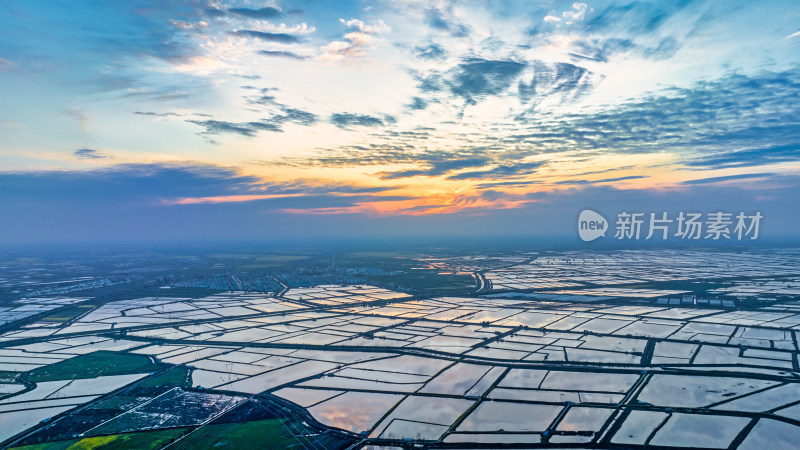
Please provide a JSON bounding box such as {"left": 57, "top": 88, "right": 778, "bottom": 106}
{"left": 0, "top": 1, "right": 798, "bottom": 244}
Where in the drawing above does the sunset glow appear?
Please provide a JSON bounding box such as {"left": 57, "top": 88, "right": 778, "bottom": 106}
{"left": 1, "top": 0, "right": 798, "bottom": 242}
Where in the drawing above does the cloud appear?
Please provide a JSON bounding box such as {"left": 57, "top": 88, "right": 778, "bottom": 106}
{"left": 562, "top": 2, "right": 590, "bottom": 24}
{"left": 408, "top": 97, "right": 428, "bottom": 110}
{"left": 121, "top": 84, "right": 198, "bottom": 102}
{"left": 0, "top": 163, "right": 422, "bottom": 243}
{"left": 680, "top": 173, "right": 777, "bottom": 185}
{"left": 446, "top": 161, "right": 547, "bottom": 180}
{"left": 564, "top": 35, "right": 677, "bottom": 64}
{"left": 641, "top": 37, "right": 680, "bottom": 60}
{"left": 448, "top": 58, "right": 526, "bottom": 104}
{"left": 410, "top": 57, "right": 599, "bottom": 109}
{"left": 228, "top": 7, "right": 282, "bottom": 20}
{"left": 3, "top": 2, "right": 217, "bottom": 66}
{"left": 259, "top": 50, "right": 308, "bottom": 60}
{"left": 413, "top": 43, "right": 447, "bottom": 60}
{"left": 424, "top": 7, "right": 470, "bottom": 37}
{"left": 170, "top": 19, "right": 208, "bottom": 29}
{"left": 585, "top": 1, "right": 691, "bottom": 35}
{"left": 329, "top": 113, "right": 395, "bottom": 129}
{"left": 340, "top": 18, "right": 391, "bottom": 34}
{"left": 413, "top": 72, "right": 445, "bottom": 93}
{"left": 188, "top": 115, "right": 314, "bottom": 138}
{"left": 258, "top": 22, "right": 316, "bottom": 34}
{"left": 511, "top": 68, "right": 800, "bottom": 169}
{"left": 64, "top": 108, "right": 89, "bottom": 131}
{"left": 0, "top": 164, "right": 260, "bottom": 202}
{"left": 0, "top": 57, "right": 17, "bottom": 70}
{"left": 279, "top": 108, "right": 318, "bottom": 126}
{"left": 204, "top": 8, "right": 226, "bottom": 18}
{"left": 376, "top": 157, "right": 492, "bottom": 180}
{"left": 274, "top": 144, "right": 447, "bottom": 168}
{"left": 2, "top": 164, "right": 799, "bottom": 245}
{"left": 425, "top": 8, "right": 451, "bottom": 30}
{"left": 240, "top": 87, "right": 324, "bottom": 135}
{"left": 74, "top": 148, "right": 108, "bottom": 160}
{"left": 567, "top": 38, "right": 636, "bottom": 63}
{"left": 525, "top": 0, "right": 693, "bottom": 72}
{"left": 133, "top": 111, "right": 180, "bottom": 117}
{"left": 685, "top": 144, "right": 800, "bottom": 170}
{"left": 272, "top": 67, "right": 799, "bottom": 194}
{"left": 243, "top": 87, "right": 278, "bottom": 106}
{"left": 319, "top": 18, "right": 390, "bottom": 61}
{"left": 0, "top": 164, "right": 404, "bottom": 208}
{"left": 517, "top": 61, "right": 598, "bottom": 105}
{"left": 229, "top": 30, "right": 302, "bottom": 43}
{"left": 570, "top": 166, "right": 635, "bottom": 177}
{"left": 554, "top": 175, "right": 647, "bottom": 185}
{"left": 187, "top": 105, "right": 317, "bottom": 137}
{"left": 474, "top": 180, "right": 544, "bottom": 189}
{"left": 188, "top": 119, "right": 268, "bottom": 137}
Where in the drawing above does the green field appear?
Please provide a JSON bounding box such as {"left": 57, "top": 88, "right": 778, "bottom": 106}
{"left": 40, "top": 304, "right": 96, "bottom": 323}
{"left": 10, "top": 419, "right": 304, "bottom": 450}
{"left": 26, "top": 351, "right": 160, "bottom": 382}
{"left": 9, "top": 428, "right": 188, "bottom": 450}
{"left": 135, "top": 366, "right": 191, "bottom": 388}
{"left": 0, "top": 371, "right": 19, "bottom": 382}
{"left": 86, "top": 394, "right": 140, "bottom": 411}
{"left": 171, "top": 419, "right": 301, "bottom": 449}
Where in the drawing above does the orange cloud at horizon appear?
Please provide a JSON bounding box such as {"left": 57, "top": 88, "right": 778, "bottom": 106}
{"left": 280, "top": 191, "right": 537, "bottom": 216}
{"left": 161, "top": 193, "right": 306, "bottom": 205}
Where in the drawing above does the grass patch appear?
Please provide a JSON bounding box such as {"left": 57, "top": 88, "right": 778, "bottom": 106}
{"left": 71, "top": 429, "right": 186, "bottom": 450}
{"left": 136, "top": 366, "right": 191, "bottom": 389}
{"left": 66, "top": 435, "right": 117, "bottom": 450}
{"left": 40, "top": 316, "right": 75, "bottom": 323}
{"left": 172, "top": 419, "right": 300, "bottom": 449}
{"left": 11, "top": 418, "right": 302, "bottom": 449}
{"left": 38, "top": 304, "right": 96, "bottom": 323}
{"left": 89, "top": 395, "right": 140, "bottom": 411}
{"left": 9, "top": 428, "right": 188, "bottom": 450}
{"left": 7, "top": 442, "right": 77, "bottom": 450}
{"left": 26, "top": 351, "right": 160, "bottom": 382}
{"left": 0, "top": 371, "right": 19, "bottom": 382}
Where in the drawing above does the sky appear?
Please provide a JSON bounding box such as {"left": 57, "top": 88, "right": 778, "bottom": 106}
{"left": 0, "top": 0, "right": 798, "bottom": 245}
